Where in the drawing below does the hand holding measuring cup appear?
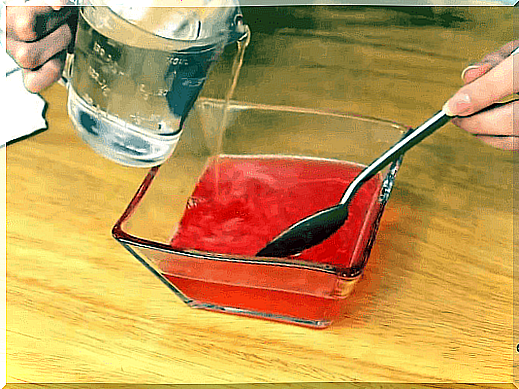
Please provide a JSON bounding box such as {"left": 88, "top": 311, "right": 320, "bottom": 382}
{"left": 443, "top": 41, "right": 519, "bottom": 151}
{"left": 5, "top": 0, "right": 77, "bottom": 93}
{"left": 6, "top": 0, "right": 248, "bottom": 168}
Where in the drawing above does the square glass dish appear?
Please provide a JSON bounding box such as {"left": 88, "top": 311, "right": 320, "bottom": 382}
{"left": 113, "top": 98, "right": 408, "bottom": 328}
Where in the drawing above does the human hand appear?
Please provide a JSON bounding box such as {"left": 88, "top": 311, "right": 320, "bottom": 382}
{"left": 443, "top": 41, "right": 518, "bottom": 151}
{"left": 5, "top": 0, "right": 78, "bottom": 93}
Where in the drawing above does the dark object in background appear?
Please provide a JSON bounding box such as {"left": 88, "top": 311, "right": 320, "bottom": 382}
{"left": 241, "top": 6, "right": 469, "bottom": 33}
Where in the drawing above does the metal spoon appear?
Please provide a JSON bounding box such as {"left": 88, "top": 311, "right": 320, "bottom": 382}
{"left": 256, "top": 108, "right": 452, "bottom": 258}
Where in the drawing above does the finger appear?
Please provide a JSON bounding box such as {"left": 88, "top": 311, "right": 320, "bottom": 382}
{"left": 450, "top": 100, "right": 517, "bottom": 137}
{"left": 444, "top": 53, "right": 516, "bottom": 117}
{"left": 461, "top": 40, "right": 519, "bottom": 84}
{"left": 474, "top": 135, "right": 517, "bottom": 151}
{"left": 22, "top": 51, "right": 67, "bottom": 93}
{"left": 461, "top": 62, "right": 493, "bottom": 85}
{"left": 6, "top": 3, "right": 73, "bottom": 42}
{"left": 481, "top": 40, "right": 519, "bottom": 64}
{"left": 6, "top": 22, "right": 72, "bottom": 69}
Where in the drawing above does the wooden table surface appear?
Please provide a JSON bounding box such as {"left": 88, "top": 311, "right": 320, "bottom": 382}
{"left": 6, "top": 6, "right": 516, "bottom": 384}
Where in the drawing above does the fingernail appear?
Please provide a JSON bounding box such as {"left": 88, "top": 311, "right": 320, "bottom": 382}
{"left": 460, "top": 65, "right": 480, "bottom": 81}
{"left": 443, "top": 93, "right": 472, "bottom": 117}
{"left": 461, "top": 62, "right": 493, "bottom": 83}
{"left": 23, "top": 73, "right": 38, "bottom": 94}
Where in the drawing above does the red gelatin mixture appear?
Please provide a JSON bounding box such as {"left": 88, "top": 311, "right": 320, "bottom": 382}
{"left": 170, "top": 155, "right": 383, "bottom": 268}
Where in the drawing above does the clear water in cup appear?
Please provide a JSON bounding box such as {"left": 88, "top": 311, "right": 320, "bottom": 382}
{"left": 67, "top": 7, "right": 230, "bottom": 167}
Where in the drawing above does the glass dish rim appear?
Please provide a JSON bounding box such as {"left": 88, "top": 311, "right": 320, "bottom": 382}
{"left": 112, "top": 98, "right": 411, "bottom": 278}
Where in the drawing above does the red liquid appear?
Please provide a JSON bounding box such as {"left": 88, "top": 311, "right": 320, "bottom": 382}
{"left": 165, "top": 274, "right": 346, "bottom": 324}
{"left": 161, "top": 155, "right": 384, "bottom": 325}
{"left": 170, "top": 155, "right": 383, "bottom": 267}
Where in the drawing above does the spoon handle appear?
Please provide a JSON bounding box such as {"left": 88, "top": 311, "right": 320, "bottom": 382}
{"left": 339, "top": 109, "right": 452, "bottom": 206}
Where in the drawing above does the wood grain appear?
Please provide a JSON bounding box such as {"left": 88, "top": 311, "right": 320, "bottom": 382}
{"left": 6, "top": 6, "right": 516, "bottom": 384}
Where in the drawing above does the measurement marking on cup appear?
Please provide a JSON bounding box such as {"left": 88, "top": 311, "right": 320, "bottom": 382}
{"left": 139, "top": 84, "right": 150, "bottom": 100}
{"left": 93, "top": 41, "right": 113, "bottom": 62}
{"left": 88, "top": 65, "right": 111, "bottom": 96}
{"left": 92, "top": 41, "right": 125, "bottom": 76}
{"left": 139, "top": 84, "right": 170, "bottom": 98}
{"left": 168, "top": 56, "right": 190, "bottom": 66}
{"left": 130, "top": 113, "right": 163, "bottom": 126}
{"left": 156, "top": 88, "right": 169, "bottom": 97}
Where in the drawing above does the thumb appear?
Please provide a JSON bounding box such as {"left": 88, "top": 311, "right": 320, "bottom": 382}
{"left": 443, "top": 49, "right": 518, "bottom": 117}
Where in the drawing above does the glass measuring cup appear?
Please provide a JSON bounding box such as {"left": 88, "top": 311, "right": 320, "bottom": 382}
{"left": 66, "top": 1, "right": 247, "bottom": 167}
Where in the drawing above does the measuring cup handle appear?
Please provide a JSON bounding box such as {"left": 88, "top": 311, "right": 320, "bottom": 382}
{"left": 58, "top": 52, "right": 74, "bottom": 89}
